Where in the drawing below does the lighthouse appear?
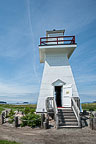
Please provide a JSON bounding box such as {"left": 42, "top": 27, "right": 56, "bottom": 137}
{"left": 36, "top": 30, "right": 80, "bottom": 114}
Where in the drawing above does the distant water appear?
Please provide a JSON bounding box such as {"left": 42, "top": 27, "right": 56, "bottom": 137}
{"left": 2, "top": 102, "right": 36, "bottom": 105}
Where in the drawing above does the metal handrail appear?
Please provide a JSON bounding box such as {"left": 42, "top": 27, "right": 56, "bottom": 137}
{"left": 40, "top": 36, "right": 75, "bottom": 45}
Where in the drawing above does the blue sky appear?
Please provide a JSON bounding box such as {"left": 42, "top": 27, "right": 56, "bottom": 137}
{"left": 0, "top": 0, "right": 96, "bottom": 103}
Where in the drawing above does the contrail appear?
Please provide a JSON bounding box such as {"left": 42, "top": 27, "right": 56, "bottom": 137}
{"left": 26, "top": 0, "right": 40, "bottom": 83}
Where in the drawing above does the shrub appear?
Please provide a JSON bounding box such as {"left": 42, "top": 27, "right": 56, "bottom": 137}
{"left": 90, "top": 113, "right": 94, "bottom": 118}
{"left": 89, "top": 108, "right": 94, "bottom": 111}
{"left": 23, "top": 107, "right": 31, "bottom": 115}
{"left": 8, "top": 109, "right": 15, "bottom": 124}
{"left": 21, "top": 113, "right": 41, "bottom": 128}
{"left": 8, "top": 109, "right": 15, "bottom": 117}
{"left": 8, "top": 116, "right": 14, "bottom": 124}
{"left": 22, "top": 107, "right": 35, "bottom": 115}
{"left": 0, "top": 107, "right": 4, "bottom": 114}
{"left": 30, "top": 109, "right": 35, "bottom": 114}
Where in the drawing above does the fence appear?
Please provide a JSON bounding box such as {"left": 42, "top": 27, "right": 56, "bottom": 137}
{"left": 40, "top": 36, "right": 75, "bottom": 45}
{"left": 1, "top": 111, "right": 49, "bottom": 129}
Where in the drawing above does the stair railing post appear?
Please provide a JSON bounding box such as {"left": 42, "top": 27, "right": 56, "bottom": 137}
{"left": 56, "top": 113, "right": 59, "bottom": 129}
{"left": 78, "top": 114, "right": 82, "bottom": 128}
{"left": 41, "top": 113, "right": 45, "bottom": 128}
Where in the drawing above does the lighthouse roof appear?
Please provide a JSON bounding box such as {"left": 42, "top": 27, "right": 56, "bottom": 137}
{"left": 46, "top": 29, "right": 65, "bottom": 37}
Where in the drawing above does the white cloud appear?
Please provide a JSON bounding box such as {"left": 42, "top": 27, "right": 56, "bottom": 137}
{"left": 0, "top": 82, "right": 39, "bottom": 95}
{"left": 0, "top": 92, "right": 38, "bottom": 103}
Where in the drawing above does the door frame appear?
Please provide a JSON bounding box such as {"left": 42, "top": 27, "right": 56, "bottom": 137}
{"left": 54, "top": 85, "right": 63, "bottom": 107}
{"left": 52, "top": 79, "right": 66, "bottom": 108}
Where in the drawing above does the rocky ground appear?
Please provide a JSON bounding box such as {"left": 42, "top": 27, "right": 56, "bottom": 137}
{"left": 0, "top": 117, "right": 96, "bottom": 144}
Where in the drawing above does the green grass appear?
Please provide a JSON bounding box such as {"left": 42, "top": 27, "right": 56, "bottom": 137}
{"left": 81, "top": 103, "right": 96, "bottom": 111}
{"left": 0, "top": 104, "right": 36, "bottom": 109}
{"left": 0, "top": 140, "right": 20, "bottom": 144}
{"left": 0, "top": 107, "right": 4, "bottom": 114}
{"left": 0, "top": 104, "right": 36, "bottom": 114}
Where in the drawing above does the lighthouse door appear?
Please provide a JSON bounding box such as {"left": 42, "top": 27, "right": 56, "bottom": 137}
{"left": 62, "top": 85, "right": 72, "bottom": 107}
{"left": 55, "top": 86, "right": 62, "bottom": 107}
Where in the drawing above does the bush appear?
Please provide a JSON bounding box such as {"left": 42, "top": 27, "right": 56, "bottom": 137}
{"left": 89, "top": 108, "right": 94, "bottom": 111}
{"left": 21, "top": 113, "right": 41, "bottom": 128}
{"left": 22, "top": 107, "right": 35, "bottom": 115}
{"left": 8, "top": 109, "right": 15, "bottom": 117}
{"left": 23, "top": 107, "right": 30, "bottom": 115}
{"left": 8, "top": 116, "right": 14, "bottom": 124}
{"left": 8, "top": 109, "right": 15, "bottom": 124}
{"left": 0, "top": 107, "right": 4, "bottom": 114}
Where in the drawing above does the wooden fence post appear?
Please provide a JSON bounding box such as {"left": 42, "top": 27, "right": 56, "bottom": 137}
{"left": 15, "top": 116, "right": 18, "bottom": 127}
{"left": 45, "top": 116, "right": 49, "bottom": 129}
{"left": 90, "top": 118, "right": 93, "bottom": 130}
{"left": 78, "top": 115, "right": 82, "bottom": 128}
{"left": 41, "top": 113, "right": 45, "bottom": 128}
{"left": 6, "top": 110, "right": 8, "bottom": 118}
{"left": 1, "top": 112, "right": 5, "bottom": 124}
{"left": 93, "top": 118, "right": 96, "bottom": 130}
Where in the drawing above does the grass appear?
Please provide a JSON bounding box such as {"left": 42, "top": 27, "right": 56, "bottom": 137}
{"left": 0, "top": 140, "right": 20, "bottom": 144}
{"left": 0, "top": 107, "right": 4, "bottom": 114}
{"left": 0, "top": 104, "right": 36, "bottom": 109}
{"left": 0, "top": 104, "right": 36, "bottom": 114}
{"left": 81, "top": 103, "right": 96, "bottom": 111}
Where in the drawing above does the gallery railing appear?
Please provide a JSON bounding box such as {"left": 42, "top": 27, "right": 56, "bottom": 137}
{"left": 40, "top": 36, "right": 75, "bottom": 45}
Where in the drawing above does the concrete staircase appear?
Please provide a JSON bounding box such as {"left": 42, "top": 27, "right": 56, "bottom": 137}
{"left": 58, "top": 108, "right": 79, "bottom": 128}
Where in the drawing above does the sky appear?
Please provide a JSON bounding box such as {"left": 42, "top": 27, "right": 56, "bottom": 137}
{"left": 0, "top": 0, "right": 96, "bottom": 103}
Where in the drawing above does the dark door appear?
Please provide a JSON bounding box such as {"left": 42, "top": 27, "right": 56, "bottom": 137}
{"left": 55, "top": 86, "right": 62, "bottom": 107}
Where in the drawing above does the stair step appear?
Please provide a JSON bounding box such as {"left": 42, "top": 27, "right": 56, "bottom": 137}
{"left": 63, "top": 116, "right": 76, "bottom": 119}
{"left": 59, "top": 119, "right": 77, "bottom": 122}
{"left": 58, "top": 108, "right": 72, "bottom": 110}
{"left": 57, "top": 108, "right": 79, "bottom": 128}
{"left": 58, "top": 113, "right": 75, "bottom": 116}
{"left": 58, "top": 117, "right": 75, "bottom": 120}
{"left": 59, "top": 122, "right": 78, "bottom": 126}
{"left": 58, "top": 109, "right": 73, "bottom": 112}
{"left": 59, "top": 121, "right": 78, "bottom": 124}
{"left": 58, "top": 107, "right": 71, "bottom": 109}
{"left": 58, "top": 125, "right": 80, "bottom": 129}
{"left": 58, "top": 111, "right": 73, "bottom": 113}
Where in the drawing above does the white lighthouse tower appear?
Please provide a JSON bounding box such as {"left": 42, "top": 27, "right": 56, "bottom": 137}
{"left": 36, "top": 30, "right": 80, "bottom": 115}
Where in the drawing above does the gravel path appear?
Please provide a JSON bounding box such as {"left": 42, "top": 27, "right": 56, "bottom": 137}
{"left": 0, "top": 118, "right": 96, "bottom": 144}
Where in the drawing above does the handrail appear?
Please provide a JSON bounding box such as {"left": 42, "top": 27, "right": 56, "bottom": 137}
{"left": 46, "top": 97, "right": 59, "bottom": 128}
{"left": 40, "top": 36, "right": 75, "bottom": 45}
{"left": 71, "top": 97, "right": 81, "bottom": 127}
